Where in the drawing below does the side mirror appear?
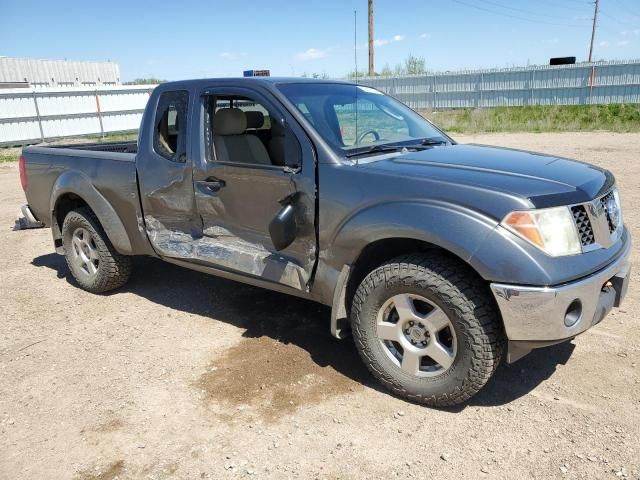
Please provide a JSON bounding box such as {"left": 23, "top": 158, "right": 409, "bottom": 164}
{"left": 269, "top": 204, "right": 297, "bottom": 251}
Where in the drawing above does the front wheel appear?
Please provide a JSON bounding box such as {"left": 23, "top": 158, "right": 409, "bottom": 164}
{"left": 62, "top": 208, "right": 132, "bottom": 293}
{"left": 351, "top": 252, "right": 505, "bottom": 407}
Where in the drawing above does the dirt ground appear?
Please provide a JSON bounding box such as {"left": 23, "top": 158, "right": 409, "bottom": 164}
{"left": 1, "top": 132, "right": 638, "bottom": 480}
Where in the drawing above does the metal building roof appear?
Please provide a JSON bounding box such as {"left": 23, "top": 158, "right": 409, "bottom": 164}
{"left": 0, "top": 57, "right": 120, "bottom": 88}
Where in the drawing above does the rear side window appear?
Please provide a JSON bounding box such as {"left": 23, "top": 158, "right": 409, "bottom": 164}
{"left": 154, "top": 90, "right": 189, "bottom": 162}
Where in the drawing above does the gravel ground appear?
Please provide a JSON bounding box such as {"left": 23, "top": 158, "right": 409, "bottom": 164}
{"left": 1, "top": 132, "right": 638, "bottom": 480}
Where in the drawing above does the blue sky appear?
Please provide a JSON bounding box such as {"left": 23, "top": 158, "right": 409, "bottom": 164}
{"left": 2, "top": 0, "right": 640, "bottom": 80}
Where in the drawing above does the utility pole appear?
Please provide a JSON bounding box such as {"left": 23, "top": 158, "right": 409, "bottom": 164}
{"left": 368, "top": 0, "right": 374, "bottom": 76}
{"left": 588, "top": 0, "right": 599, "bottom": 63}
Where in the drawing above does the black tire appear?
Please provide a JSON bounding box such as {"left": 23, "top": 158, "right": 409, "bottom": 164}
{"left": 351, "top": 252, "right": 505, "bottom": 407}
{"left": 61, "top": 208, "right": 132, "bottom": 293}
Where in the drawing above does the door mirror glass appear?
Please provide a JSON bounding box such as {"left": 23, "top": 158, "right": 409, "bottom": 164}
{"left": 269, "top": 204, "right": 297, "bottom": 251}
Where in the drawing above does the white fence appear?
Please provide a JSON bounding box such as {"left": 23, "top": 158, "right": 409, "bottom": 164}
{"left": 0, "top": 85, "right": 155, "bottom": 146}
{"left": 2, "top": 59, "right": 640, "bottom": 146}
{"left": 358, "top": 60, "right": 640, "bottom": 110}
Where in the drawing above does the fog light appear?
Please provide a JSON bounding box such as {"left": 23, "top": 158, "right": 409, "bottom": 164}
{"left": 564, "top": 299, "right": 582, "bottom": 327}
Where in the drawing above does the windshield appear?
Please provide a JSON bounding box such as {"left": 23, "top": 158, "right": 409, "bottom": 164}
{"left": 277, "top": 82, "right": 451, "bottom": 157}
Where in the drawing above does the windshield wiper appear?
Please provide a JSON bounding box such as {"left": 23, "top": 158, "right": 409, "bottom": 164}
{"left": 418, "top": 137, "right": 449, "bottom": 146}
{"left": 345, "top": 144, "right": 410, "bottom": 158}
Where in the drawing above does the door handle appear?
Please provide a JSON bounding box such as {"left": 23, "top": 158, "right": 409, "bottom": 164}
{"left": 197, "top": 178, "right": 226, "bottom": 194}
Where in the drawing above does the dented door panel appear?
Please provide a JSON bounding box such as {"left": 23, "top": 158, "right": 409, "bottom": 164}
{"left": 137, "top": 89, "right": 198, "bottom": 252}
{"left": 190, "top": 86, "right": 318, "bottom": 291}
{"left": 192, "top": 162, "right": 316, "bottom": 289}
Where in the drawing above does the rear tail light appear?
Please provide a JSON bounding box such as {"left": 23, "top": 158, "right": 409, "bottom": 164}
{"left": 19, "top": 155, "right": 27, "bottom": 191}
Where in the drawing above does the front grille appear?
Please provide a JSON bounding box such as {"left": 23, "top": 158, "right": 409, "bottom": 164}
{"left": 571, "top": 205, "right": 595, "bottom": 246}
{"left": 600, "top": 191, "right": 617, "bottom": 233}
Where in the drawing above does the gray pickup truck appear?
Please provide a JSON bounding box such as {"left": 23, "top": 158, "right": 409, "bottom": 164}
{"left": 20, "top": 78, "right": 631, "bottom": 406}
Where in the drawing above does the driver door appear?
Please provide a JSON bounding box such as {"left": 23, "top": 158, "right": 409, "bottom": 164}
{"left": 189, "top": 86, "right": 317, "bottom": 291}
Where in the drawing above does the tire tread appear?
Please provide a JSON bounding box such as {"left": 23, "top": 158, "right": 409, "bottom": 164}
{"left": 62, "top": 208, "right": 132, "bottom": 293}
{"left": 351, "top": 252, "right": 505, "bottom": 407}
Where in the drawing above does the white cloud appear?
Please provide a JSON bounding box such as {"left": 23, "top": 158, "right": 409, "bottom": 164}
{"left": 372, "top": 35, "right": 405, "bottom": 47}
{"left": 373, "top": 38, "right": 389, "bottom": 47}
{"left": 419, "top": 33, "right": 431, "bottom": 39}
{"left": 599, "top": 40, "right": 610, "bottom": 47}
{"left": 220, "top": 52, "right": 240, "bottom": 60}
{"left": 617, "top": 40, "right": 630, "bottom": 46}
{"left": 295, "top": 48, "right": 327, "bottom": 61}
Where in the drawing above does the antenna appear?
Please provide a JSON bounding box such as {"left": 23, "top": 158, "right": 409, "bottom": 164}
{"left": 354, "top": 9, "right": 359, "bottom": 164}
{"left": 354, "top": 10, "right": 358, "bottom": 82}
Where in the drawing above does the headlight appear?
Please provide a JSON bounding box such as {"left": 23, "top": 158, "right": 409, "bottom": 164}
{"left": 612, "top": 188, "right": 623, "bottom": 230}
{"left": 502, "top": 206, "right": 581, "bottom": 256}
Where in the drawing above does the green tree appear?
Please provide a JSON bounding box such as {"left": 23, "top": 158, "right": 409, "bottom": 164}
{"left": 380, "top": 64, "right": 393, "bottom": 77}
{"left": 123, "top": 78, "right": 166, "bottom": 85}
{"left": 404, "top": 54, "right": 426, "bottom": 75}
{"left": 393, "top": 63, "right": 406, "bottom": 76}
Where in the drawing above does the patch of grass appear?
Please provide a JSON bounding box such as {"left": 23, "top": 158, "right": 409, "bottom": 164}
{"left": 0, "top": 154, "right": 18, "bottom": 163}
{"left": 88, "top": 132, "right": 138, "bottom": 143}
{"left": 0, "top": 132, "right": 138, "bottom": 163}
{"left": 421, "top": 104, "right": 640, "bottom": 134}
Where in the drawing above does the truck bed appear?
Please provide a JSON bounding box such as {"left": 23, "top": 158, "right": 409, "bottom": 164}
{"left": 43, "top": 140, "right": 138, "bottom": 154}
{"left": 21, "top": 140, "right": 153, "bottom": 255}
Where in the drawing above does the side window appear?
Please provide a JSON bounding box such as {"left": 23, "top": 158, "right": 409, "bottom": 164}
{"left": 154, "top": 90, "right": 188, "bottom": 162}
{"left": 206, "top": 94, "right": 301, "bottom": 168}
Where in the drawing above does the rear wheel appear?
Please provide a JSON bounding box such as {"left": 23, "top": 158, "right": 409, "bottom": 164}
{"left": 351, "top": 252, "right": 504, "bottom": 406}
{"left": 62, "top": 208, "right": 132, "bottom": 293}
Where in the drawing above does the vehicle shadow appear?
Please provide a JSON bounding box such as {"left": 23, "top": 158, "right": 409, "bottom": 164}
{"left": 32, "top": 253, "right": 575, "bottom": 409}
{"left": 468, "top": 341, "right": 575, "bottom": 408}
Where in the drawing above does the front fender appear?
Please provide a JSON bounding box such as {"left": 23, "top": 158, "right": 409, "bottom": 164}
{"left": 326, "top": 200, "right": 499, "bottom": 271}
{"left": 50, "top": 170, "right": 133, "bottom": 255}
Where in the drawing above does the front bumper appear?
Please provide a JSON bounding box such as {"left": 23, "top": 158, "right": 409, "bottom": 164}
{"left": 490, "top": 235, "right": 631, "bottom": 360}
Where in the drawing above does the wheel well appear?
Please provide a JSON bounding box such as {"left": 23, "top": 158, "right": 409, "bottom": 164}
{"left": 344, "top": 238, "right": 484, "bottom": 312}
{"left": 54, "top": 193, "right": 90, "bottom": 229}
{"left": 345, "top": 238, "right": 438, "bottom": 308}
{"left": 334, "top": 237, "right": 499, "bottom": 340}
{"left": 52, "top": 194, "right": 93, "bottom": 251}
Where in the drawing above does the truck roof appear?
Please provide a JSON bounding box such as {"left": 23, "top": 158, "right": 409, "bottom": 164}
{"left": 157, "top": 76, "right": 353, "bottom": 90}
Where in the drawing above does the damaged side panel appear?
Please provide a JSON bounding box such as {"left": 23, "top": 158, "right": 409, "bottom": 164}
{"left": 144, "top": 215, "right": 310, "bottom": 289}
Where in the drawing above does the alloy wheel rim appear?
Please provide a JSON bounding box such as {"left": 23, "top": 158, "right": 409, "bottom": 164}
{"left": 376, "top": 293, "right": 457, "bottom": 377}
{"left": 71, "top": 227, "right": 99, "bottom": 278}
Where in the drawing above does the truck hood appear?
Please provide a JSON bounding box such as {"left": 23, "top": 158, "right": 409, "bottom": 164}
{"left": 358, "top": 144, "right": 614, "bottom": 208}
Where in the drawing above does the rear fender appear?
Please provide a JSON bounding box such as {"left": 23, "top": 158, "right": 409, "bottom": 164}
{"left": 50, "top": 170, "right": 133, "bottom": 255}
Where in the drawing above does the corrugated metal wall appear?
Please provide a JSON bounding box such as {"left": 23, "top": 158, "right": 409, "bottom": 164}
{"left": 0, "top": 85, "right": 154, "bottom": 146}
{"left": 359, "top": 60, "right": 640, "bottom": 110}
{"left": 0, "top": 57, "right": 121, "bottom": 88}
{"left": 1, "top": 60, "right": 640, "bottom": 146}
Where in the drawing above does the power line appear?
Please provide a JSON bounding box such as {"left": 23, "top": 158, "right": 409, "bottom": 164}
{"left": 599, "top": 10, "right": 640, "bottom": 28}
{"left": 449, "top": 0, "right": 591, "bottom": 27}
{"left": 534, "top": 0, "right": 590, "bottom": 12}
{"left": 473, "top": 0, "right": 581, "bottom": 20}
{"left": 609, "top": 0, "right": 640, "bottom": 18}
